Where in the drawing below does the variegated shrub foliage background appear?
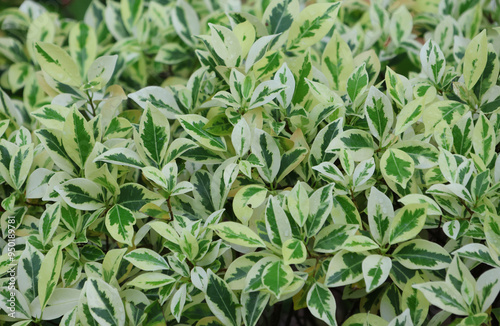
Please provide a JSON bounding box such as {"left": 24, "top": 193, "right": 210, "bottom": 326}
{"left": 0, "top": 0, "right": 500, "bottom": 325}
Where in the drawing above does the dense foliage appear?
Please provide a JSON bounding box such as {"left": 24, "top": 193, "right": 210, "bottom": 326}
{"left": 1, "top": 0, "right": 500, "bottom": 325}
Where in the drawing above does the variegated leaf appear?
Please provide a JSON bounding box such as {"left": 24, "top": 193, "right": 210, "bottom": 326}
{"left": 105, "top": 204, "right": 136, "bottom": 246}
{"left": 307, "top": 283, "right": 337, "bottom": 326}
{"left": 124, "top": 249, "right": 169, "bottom": 271}
{"left": 85, "top": 277, "right": 126, "bottom": 326}
{"left": 205, "top": 270, "right": 241, "bottom": 326}
{"left": 393, "top": 239, "right": 451, "bottom": 270}
{"left": 381, "top": 148, "right": 415, "bottom": 188}
{"left": 389, "top": 204, "right": 427, "bottom": 245}
{"left": 34, "top": 42, "right": 81, "bottom": 86}
{"left": 211, "top": 222, "right": 266, "bottom": 248}
{"left": 362, "top": 255, "right": 392, "bottom": 292}
{"left": 325, "top": 250, "right": 367, "bottom": 287}
{"left": 413, "top": 282, "right": 468, "bottom": 316}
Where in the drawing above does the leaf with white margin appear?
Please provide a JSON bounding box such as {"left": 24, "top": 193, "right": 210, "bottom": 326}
{"left": 394, "top": 98, "right": 425, "bottom": 135}
{"left": 443, "top": 220, "right": 460, "bottom": 240}
{"left": 55, "top": 178, "right": 105, "bottom": 211}
{"left": 312, "top": 162, "right": 345, "bottom": 183}
{"left": 225, "top": 253, "right": 271, "bottom": 291}
{"left": 286, "top": 182, "right": 309, "bottom": 227}
{"left": 205, "top": 270, "right": 241, "bottom": 326}
{"left": 209, "top": 23, "right": 242, "bottom": 67}
{"left": 420, "top": 39, "right": 446, "bottom": 84}
{"left": 329, "top": 129, "right": 375, "bottom": 162}
{"left": 364, "top": 86, "right": 394, "bottom": 141}
{"left": 381, "top": 148, "right": 414, "bottom": 188}
{"left": 389, "top": 204, "right": 427, "bottom": 245}
{"left": 368, "top": 187, "right": 394, "bottom": 246}
{"left": 388, "top": 309, "right": 413, "bottom": 326}
{"left": 472, "top": 113, "right": 495, "bottom": 166}
{"left": 232, "top": 185, "right": 268, "bottom": 225}
{"left": 94, "top": 148, "right": 145, "bottom": 169}
{"left": 38, "top": 245, "right": 63, "bottom": 310}
{"left": 105, "top": 204, "right": 136, "bottom": 246}
{"left": 85, "top": 277, "right": 125, "bottom": 326}
{"left": 262, "top": 260, "right": 294, "bottom": 298}
{"left": 321, "top": 30, "right": 353, "bottom": 94}
{"left": 10, "top": 144, "right": 33, "bottom": 190}
{"left": 341, "top": 235, "right": 379, "bottom": 252}
{"left": 347, "top": 62, "right": 369, "bottom": 102}
{"left": 353, "top": 157, "right": 375, "bottom": 188}
{"left": 211, "top": 222, "right": 266, "bottom": 248}
{"left": 283, "top": 238, "right": 307, "bottom": 265}
{"left": 171, "top": 283, "right": 187, "bottom": 322}
{"left": 476, "top": 268, "right": 500, "bottom": 312}
{"left": 251, "top": 129, "right": 280, "bottom": 183}
{"left": 265, "top": 196, "right": 292, "bottom": 249}
{"left": 314, "top": 224, "right": 359, "bottom": 254}
{"left": 0, "top": 287, "right": 31, "bottom": 319}
{"left": 325, "top": 250, "right": 367, "bottom": 287}
{"left": 389, "top": 6, "right": 412, "bottom": 46}
{"left": 305, "top": 184, "right": 334, "bottom": 238}
{"left": 178, "top": 114, "right": 227, "bottom": 151}
{"left": 362, "top": 255, "right": 392, "bottom": 293}
{"left": 454, "top": 243, "right": 500, "bottom": 267}
{"left": 463, "top": 30, "right": 487, "bottom": 90}
{"left": 307, "top": 282, "right": 337, "bottom": 326}
{"left": 138, "top": 105, "right": 170, "bottom": 165}
{"left": 392, "top": 239, "right": 451, "bottom": 270}
{"left": 393, "top": 141, "right": 439, "bottom": 169}
{"left": 129, "top": 86, "right": 184, "bottom": 119}
{"left": 171, "top": 0, "right": 199, "bottom": 47}
{"left": 34, "top": 42, "right": 81, "bottom": 86}
{"left": 241, "top": 291, "right": 269, "bottom": 326}
{"left": 124, "top": 249, "right": 169, "bottom": 271}
{"left": 274, "top": 63, "right": 295, "bottom": 108}
{"left": 248, "top": 80, "right": 286, "bottom": 110}
{"left": 245, "top": 34, "right": 280, "bottom": 72}
{"left": 401, "top": 276, "right": 428, "bottom": 326}
{"left": 343, "top": 313, "right": 388, "bottom": 326}
{"left": 87, "top": 55, "right": 118, "bottom": 89}
{"left": 39, "top": 202, "right": 61, "bottom": 245}
{"left": 413, "top": 282, "right": 468, "bottom": 316}
{"left": 485, "top": 214, "right": 500, "bottom": 255}
{"left": 287, "top": 2, "right": 341, "bottom": 51}
{"left": 232, "top": 118, "right": 251, "bottom": 157}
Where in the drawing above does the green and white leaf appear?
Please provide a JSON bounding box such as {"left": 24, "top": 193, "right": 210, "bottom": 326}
{"left": 381, "top": 148, "right": 415, "bottom": 188}
{"left": 392, "top": 239, "right": 451, "bottom": 270}
{"left": 262, "top": 260, "right": 294, "bottom": 298}
{"left": 362, "top": 255, "right": 392, "bottom": 292}
{"left": 38, "top": 245, "right": 63, "bottom": 310}
{"left": 282, "top": 238, "right": 307, "bottom": 265}
{"left": 205, "top": 270, "right": 241, "bottom": 326}
{"left": 325, "top": 250, "right": 367, "bottom": 287}
{"left": 211, "top": 222, "right": 266, "bottom": 248}
{"left": 463, "top": 30, "right": 487, "bottom": 90}
{"left": 85, "top": 277, "right": 126, "bottom": 326}
{"left": 34, "top": 42, "right": 81, "bottom": 86}
{"left": 105, "top": 204, "right": 136, "bottom": 246}
{"left": 413, "top": 282, "right": 468, "bottom": 316}
{"left": 124, "top": 249, "right": 169, "bottom": 271}
{"left": 241, "top": 291, "right": 270, "bottom": 326}
{"left": 129, "top": 86, "right": 184, "bottom": 119}
{"left": 307, "top": 283, "right": 337, "bottom": 326}
{"left": 178, "top": 114, "right": 227, "bottom": 151}
{"left": 389, "top": 204, "right": 427, "bottom": 245}
{"left": 55, "top": 178, "right": 105, "bottom": 211}
{"left": 420, "top": 39, "right": 446, "bottom": 84}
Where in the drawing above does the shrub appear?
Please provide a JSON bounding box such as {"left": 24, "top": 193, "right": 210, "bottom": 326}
{"left": 1, "top": 0, "right": 500, "bottom": 325}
